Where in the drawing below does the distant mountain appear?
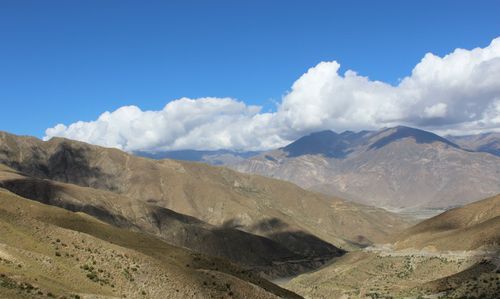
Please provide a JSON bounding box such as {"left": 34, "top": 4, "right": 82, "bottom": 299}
{"left": 282, "top": 130, "right": 372, "bottom": 158}
{"left": 368, "top": 126, "right": 459, "bottom": 149}
{"left": 135, "top": 149, "right": 260, "bottom": 165}
{"left": 0, "top": 131, "right": 409, "bottom": 269}
{"left": 448, "top": 132, "right": 500, "bottom": 156}
{"left": 232, "top": 126, "right": 500, "bottom": 210}
{"left": 394, "top": 194, "right": 500, "bottom": 251}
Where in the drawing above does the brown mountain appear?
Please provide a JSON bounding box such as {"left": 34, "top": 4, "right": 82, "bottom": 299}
{"left": 232, "top": 126, "right": 500, "bottom": 211}
{"left": 393, "top": 194, "right": 500, "bottom": 251}
{"left": 286, "top": 194, "right": 500, "bottom": 298}
{"left": 447, "top": 132, "right": 500, "bottom": 157}
{"left": 0, "top": 163, "right": 334, "bottom": 277}
{"left": 0, "top": 187, "right": 302, "bottom": 299}
{"left": 0, "top": 131, "right": 409, "bottom": 270}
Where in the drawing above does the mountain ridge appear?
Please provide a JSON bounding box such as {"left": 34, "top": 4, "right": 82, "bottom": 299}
{"left": 447, "top": 132, "right": 500, "bottom": 157}
{"left": 0, "top": 163, "right": 339, "bottom": 277}
{"left": 0, "top": 186, "right": 303, "bottom": 299}
{"left": 231, "top": 126, "right": 500, "bottom": 210}
{"left": 0, "top": 131, "right": 410, "bottom": 270}
{"left": 286, "top": 194, "right": 500, "bottom": 298}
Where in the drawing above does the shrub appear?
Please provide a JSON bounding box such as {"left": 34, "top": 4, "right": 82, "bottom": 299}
{"left": 86, "top": 273, "right": 97, "bottom": 281}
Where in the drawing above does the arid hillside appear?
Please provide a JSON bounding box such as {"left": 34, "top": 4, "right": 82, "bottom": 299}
{"left": 0, "top": 187, "right": 302, "bottom": 299}
{"left": 0, "top": 163, "right": 338, "bottom": 277}
{"left": 0, "top": 131, "right": 409, "bottom": 253}
{"left": 286, "top": 195, "right": 500, "bottom": 298}
{"left": 393, "top": 194, "right": 500, "bottom": 251}
{"left": 232, "top": 126, "right": 500, "bottom": 210}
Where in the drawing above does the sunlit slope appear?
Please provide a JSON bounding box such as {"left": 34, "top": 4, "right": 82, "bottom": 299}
{"left": 0, "top": 163, "right": 342, "bottom": 277}
{"left": 0, "top": 187, "right": 302, "bottom": 299}
{"left": 286, "top": 194, "right": 500, "bottom": 298}
{"left": 394, "top": 194, "right": 500, "bottom": 251}
{"left": 0, "top": 131, "right": 409, "bottom": 250}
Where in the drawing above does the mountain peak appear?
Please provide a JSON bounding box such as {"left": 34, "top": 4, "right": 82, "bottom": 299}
{"left": 368, "top": 126, "right": 458, "bottom": 150}
{"left": 307, "top": 130, "right": 339, "bottom": 138}
{"left": 282, "top": 130, "right": 350, "bottom": 158}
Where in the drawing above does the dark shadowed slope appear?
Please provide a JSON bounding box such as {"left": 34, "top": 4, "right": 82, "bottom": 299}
{"left": 0, "top": 131, "right": 409, "bottom": 252}
{"left": 0, "top": 187, "right": 302, "bottom": 299}
{"left": 0, "top": 163, "right": 341, "bottom": 278}
{"left": 368, "top": 126, "right": 459, "bottom": 149}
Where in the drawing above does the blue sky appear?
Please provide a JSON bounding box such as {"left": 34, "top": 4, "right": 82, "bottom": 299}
{"left": 1, "top": 0, "right": 499, "bottom": 142}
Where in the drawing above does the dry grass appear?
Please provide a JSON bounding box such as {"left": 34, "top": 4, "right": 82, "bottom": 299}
{"left": 0, "top": 188, "right": 301, "bottom": 299}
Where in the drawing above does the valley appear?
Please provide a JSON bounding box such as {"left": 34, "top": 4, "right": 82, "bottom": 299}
{"left": 0, "top": 130, "right": 498, "bottom": 298}
{"left": 286, "top": 195, "right": 500, "bottom": 298}
{"left": 138, "top": 127, "right": 500, "bottom": 215}
{"left": 0, "top": 187, "right": 302, "bottom": 299}
{"left": 2, "top": 6, "right": 500, "bottom": 298}
{"left": 231, "top": 127, "right": 500, "bottom": 212}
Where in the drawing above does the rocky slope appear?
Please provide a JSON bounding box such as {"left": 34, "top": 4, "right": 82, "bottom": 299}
{"left": 0, "top": 187, "right": 302, "bottom": 299}
{"left": 0, "top": 131, "right": 409, "bottom": 260}
{"left": 448, "top": 132, "right": 500, "bottom": 156}
{"left": 286, "top": 194, "right": 500, "bottom": 298}
{"left": 0, "top": 163, "right": 338, "bottom": 277}
{"left": 393, "top": 194, "right": 500, "bottom": 251}
{"left": 232, "top": 126, "right": 500, "bottom": 210}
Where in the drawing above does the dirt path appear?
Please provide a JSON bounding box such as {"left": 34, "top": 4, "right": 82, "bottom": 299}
{"left": 364, "top": 244, "right": 500, "bottom": 266}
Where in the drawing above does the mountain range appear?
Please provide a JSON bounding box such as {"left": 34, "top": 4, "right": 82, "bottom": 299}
{"left": 136, "top": 126, "right": 500, "bottom": 213}
{"left": 230, "top": 126, "right": 500, "bottom": 212}
{"left": 0, "top": 130, "right": 498, "bottom": 298}
{"left": 0, "top": 131, "right": 409, "bottom": 275}
{"left": 447, "top": 132, "right": 500, "bottom": 157}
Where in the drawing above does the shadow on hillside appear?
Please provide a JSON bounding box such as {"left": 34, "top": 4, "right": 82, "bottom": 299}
{"left": 248, "top": 217, "right": 290, "bottom": 232}
{"left": 368, "top": 127, "right": 459, "bottom": 150}
{"left": 0, "top": 142, "right": 119, "bottom": 192}
{"left": 0, "top": 176, "right": 343, "bottom": 278}
{"left": 0, "top": 178, "right": 132, "bottom": 228}
{"left": 239, "top": 217, "right": 345, "bottom": 257}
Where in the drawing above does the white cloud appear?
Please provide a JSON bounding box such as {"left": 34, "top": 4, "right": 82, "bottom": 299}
{"left": 45, "top": 37, "right": 500, "bottom": 151}
{"left": 45, "top": 98, "right": 282, "bottom": 151}
{"left": 424, "top": 103, "right": 447, "bottom": 118}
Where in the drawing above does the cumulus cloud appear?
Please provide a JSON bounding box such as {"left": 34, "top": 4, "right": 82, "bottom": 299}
{"left": 45, "top": 37, "right": 500, "bottom": 151}
{"left": 424, "top": 103, "right": 447, "bottom": 118}
{"left": 45, "top": 98, "right": 282, "bottom": 151}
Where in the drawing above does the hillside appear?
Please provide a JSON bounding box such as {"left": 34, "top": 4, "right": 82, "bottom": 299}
{"left": 0, "top": 132, "right": 409, "bottom": 255}
{"left": 233, "top": 126, "right": 500, "bottom": 210}
{"left": 286, "top": 195, "right": 500, "bottom": 298}
{"left": 0, "top": 187, "right": 302, "bottom": 299}
{"left": 0, "top": 163, "right": 339, "bottom": 277}
{"left": 448, "top": 132, "right": 500, "bottom": 156}
{"left": 393, "top": 194, "right": 500, "bottom": 251}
